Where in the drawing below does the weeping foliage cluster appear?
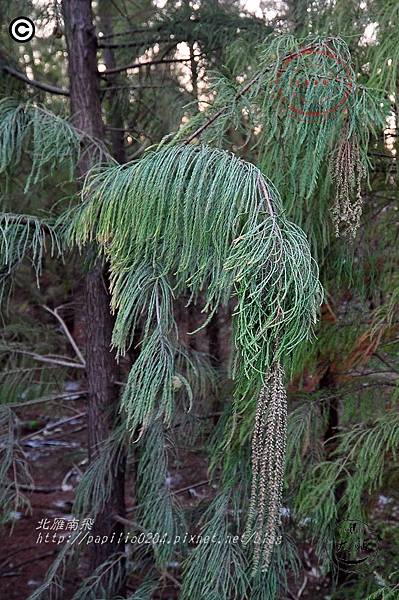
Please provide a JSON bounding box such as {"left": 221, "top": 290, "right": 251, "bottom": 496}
{"left": 367, "top": 0, "right": 399, "bottom": 95}
{"left": 73, "top": 423, "right": 127, "bottom": 518}
{"left": 136, "top": 423, "right": 185, "bottom": 565}
{"left": 70, "top": 553, "right": 126, "bottom": 600}
{"left": 0, "top": 6, "right": 396, "bottom": 596}
{"left": 181, "top": 493, "right": 249, "bottom": 600}
{"left": 0, "top": 213, "right": 61, "bottom": 303}
{"left": 0, "top": 405, "right": 32, "bottom": 518}
{"left": 69, "top": 142, "right": 321, "bottom": 374}
{"left": 0, "top": 98, "right": 88, "bottom": 306}
{"left": 68, "top": 141, "right": 321, "bottom": 570}
{"left": 0, "top": 98, "right": 80, "bottom": 189}
{"left": 285, "top": 397, "right": 325, "bottom": 485}
{"left": 291, "top": 411, "right": 399, "bottom": 569}
{"left": 181, "top": 488, "right": 300, "bottom": 600}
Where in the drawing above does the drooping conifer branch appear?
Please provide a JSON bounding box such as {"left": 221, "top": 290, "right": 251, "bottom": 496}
{"left": 0, "top": 214, "right": 61, "bottom": 302}
{"left": 69, "top": 141, "right": 322, "bottom": 570}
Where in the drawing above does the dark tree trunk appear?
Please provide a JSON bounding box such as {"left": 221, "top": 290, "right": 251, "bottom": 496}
{"left": 63, "top": 0, "right": 125, "bottom": 587}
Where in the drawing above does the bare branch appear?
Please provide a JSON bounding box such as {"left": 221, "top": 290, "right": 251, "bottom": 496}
{"left": 42, "top": 305, "right": 86, "bottom": 367}
{"left": 102, "top": 55, "right": 201, "bottom": 76}
{"left": 1, "top": 63, "right": 69, "bottom": 96}
{"left": 8, "top": 348, "right": 85, "bottom": 370}
{"left": 21, "top": 412, "right": 86, "bottom": 442}
{"left": 8, "top": 390, "right": 88, "bottom": 408}
{"left": 99, "top": 36, "right": 172, "bottom": 49}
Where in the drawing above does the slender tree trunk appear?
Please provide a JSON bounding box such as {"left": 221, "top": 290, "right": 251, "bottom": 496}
{"left": 63, "top": 0, "right": 125, "bottom": 586}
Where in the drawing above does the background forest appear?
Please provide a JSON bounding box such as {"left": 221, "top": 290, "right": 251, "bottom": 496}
{"left": 0, "top": 0, "right": 398, "bottom": 599}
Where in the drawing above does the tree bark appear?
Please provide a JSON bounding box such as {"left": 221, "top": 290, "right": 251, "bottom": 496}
{"left": 63, "top": 0, "right": 125, "bottom": 587}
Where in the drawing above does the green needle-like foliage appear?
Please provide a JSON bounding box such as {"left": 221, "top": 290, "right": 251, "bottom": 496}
{"left": 294, "top": 412, "right": 399, "bottom": 565}
{"left": 68, "top": 141, "right": 322, "bottom": 569}
{"left": 0, "top": 98, "right": 80, "bottom": 189}
{"left": 0, "top": 406, "right": 33, "bottom": 517}
{"left": 136, "top": 423, "right": 185, "bottom": 565}
{"left": 69, "top": 142, "right": 322, "bottom": 376}
{"left": 176, "top": 35, "right": 388, "bottom": 253}
{"left": 181, "top": 493, "right": 249, "bottom": 600}
{"left": 74, "top": 423, "right": 127, "bottom": 519}
{"left": 0, "top": 213, "right": 62, "bottom": 303}
{"left": 0, "top": 4, "right": 396, "bottom": 596}
{"left": 71, "top": 553, "right": 126, "bottom": 600}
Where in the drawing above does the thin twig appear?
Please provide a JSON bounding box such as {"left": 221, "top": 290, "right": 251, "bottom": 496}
{"left": 4, "top": 482, "right": 62, "bottom": 493}
{"left": 374, "top": 352, "right": 399, "bottom": 375}
{"left": 9, "top": 348, "right": 85, "bottom": 370}
{"left": 296, "top": 576, "right": 308, "bottom": 599}
{"left": 42, "top": 305, "right": 86, "bottom": 366}
{"left": 9, "top": 390, "right": 87, "bottom": 409}
{"left": 0, "top": 551, "right": 59, "bottom": 576}
{"left": 103, "top": 55, "right": 202, "bottom": 76}
{"left": 126, "top": 479, "right": 214, "bottom": 514}
{"left": 160, "top": 569, "right": 182, "bottom": 589}
{"left": 185, "top": 71, "right": 263, "bottom": 144}
{"left": 21, "top": 412, "right": 86, "bottom": 441}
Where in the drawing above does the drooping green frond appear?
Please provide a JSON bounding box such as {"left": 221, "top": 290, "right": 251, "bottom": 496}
{"left": 0, "top": 213, "right": 62, "bottom": 303}
{"left": 69, "top": 142, "right": 322, "bottom": 377}
{"left": 113, "top": 268, "right": 192, "bottom": 432}
{"left": 285, "top": 397, "right": 325, "bottom": 485}
{"left": 294, "top": 459, "right": 342, "bottom": 562}
{"left": 0, "top": 98, "right": 110, "bottom": 192}
{"left": 71, "top": 553, "right": 125, "bottom": 600}
{"left": 181, "top": 493, "right": 249, "bottom": 600}
{"left": 136, "top": 423, "right": 185, "bottom": 566}
{"left": 0, "top": 405, "right": 32, "bottom": 518}
{"left": 335, "top": 412, "right": 399, "bottom": 522}
{"left": 74, "top": 422, "right": 127, "bottom": 518}
{"left": 67, "top": 140, "right": 321, "bottom": 570}
{"left": 250, "top": 532, "right": 300, "bottom": 599}
{"left": 294, "top": 412, "right": 399, "bottom": 565}
{"left": 0, "top": 98, "right": 79, "bottom": 189}
{"left": 364, "top": 572, "right": 399, "bottom": 600}
{"left": 121, "top": 579, "right": 159, "bottom": 600}
{"left": 368, "top": 1, "right": 399, "bottom": 94}
{"left": 175, "top": 35, "right": 388, "bottom": 250}
{"left": 26, "top": 536, "right": 76, "bottom": 600}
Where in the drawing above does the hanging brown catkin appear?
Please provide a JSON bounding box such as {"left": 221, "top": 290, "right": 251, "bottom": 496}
{"left": 245, "top": 361, "right": 288, "bottom": 574}
{"left": 331, "top": 127, "right": 366, "bottom": 239}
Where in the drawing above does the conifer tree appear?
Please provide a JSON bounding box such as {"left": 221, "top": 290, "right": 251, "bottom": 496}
{"left": 0, "top": 1, "right": 398, "bottom": 599}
